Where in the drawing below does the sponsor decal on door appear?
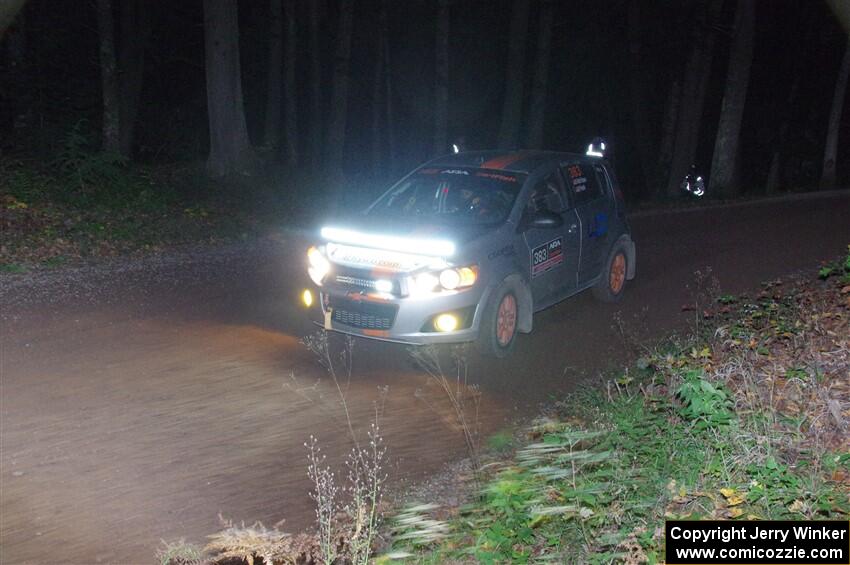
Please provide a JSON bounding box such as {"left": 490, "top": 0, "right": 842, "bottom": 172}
{"left": 531, "top": 237, "right": 564, "bottom": 277}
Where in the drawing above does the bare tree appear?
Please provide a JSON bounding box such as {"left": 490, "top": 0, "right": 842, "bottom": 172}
{"left": 765, "top": 74, "right": 801, "bottom": 194}
{"left": 0, "top": 0, "right": 26, "bottom": 40}
{"left": 371, "top": 0, "right": 387, "bottom": 173}
{"left": 4, "top": 7, "right": 28, "bottom": 130}
{"left": 665, "top": 0, "right": 722, "bottom": 198}
{"left": 764, "top": 8, "right": 816, "bottom": 193}
{"left": 626, "top": 0, "right": 657, "bottom": 197}
{"left": 264, "top": 0, "right": 282, "bottom": 151}
{"left": 434, "top": 0, "right": 449, "bottom": 155}
{"left": 118, "top": 0, "right": 150, "bottom": 157}
{"left": 96, "top": 0, "right": 120, "bottom": 154}
{"left": 308, "top": 0, "right": 323, "bottom": 169}
{"left": 203, "top": 0, "right": 256, "bottom": 177}
{"left": 497, "top": 0, "right": 530, "bottom": 150}
{"left": 821, "top": 37, "right": 850, "bottom": 189}
{"left": 709, "top": 0, "right": 756, "bottom": 197}
{"left": 826, "top": 0, "right": 850, "bottom": 34}
{"left": 326, "top": 0, "right": 354, "bottom": 179}
{"left": 282, "top": 0, "right": 298, "bottom": 166}
{"left": 526, "top": 0, "right": 553, "bottom": 149}
{"left": 381, "top": 0, "right": 396, "bottom": 164}
{"left": 367, "top": 1, "right": 395, "bottom": 174}
{"left": 657, "top": 79, "right": 681, "bottom": 188}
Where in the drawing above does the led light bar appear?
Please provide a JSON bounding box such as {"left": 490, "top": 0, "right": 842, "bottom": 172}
{"left": 321, "top": 227, "right": 455, "bottom": 257}
{"left": 586, "top": 144, "right": 603, "bottom": 157}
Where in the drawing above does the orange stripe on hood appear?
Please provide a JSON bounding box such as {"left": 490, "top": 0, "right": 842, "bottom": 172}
{"left": 480, "top": 152, "right": 526, "bottom": 170}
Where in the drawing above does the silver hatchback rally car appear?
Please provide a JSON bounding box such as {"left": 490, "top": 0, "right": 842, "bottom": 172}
{"left": 302, "top": 150, "right": 636, "bottom": 357}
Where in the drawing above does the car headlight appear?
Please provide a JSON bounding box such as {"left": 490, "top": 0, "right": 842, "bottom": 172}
{"left": 307, "top": 246, "right": 330, "bottom": 286}
{"left": 409, "top": 265, "right": 477, "bottom": 295}
{"left": 410, "top": 272, "right": 440, "bottom": 295}
{"left": 439, "top": 266, "right": 477, "bottom": 290}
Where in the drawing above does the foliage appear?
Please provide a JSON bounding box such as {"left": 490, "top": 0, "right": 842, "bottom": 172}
{"left": 818, "top": 245, "right": 850, "bottom": 285}
{"left": 386, "top": 504, "right": 449, "bottom": 553}
{"left": 203, "top": 519, "right": 318, "bottom": 565}
{"left": 675, "top": 369, "right": 733, "bottom": 429}
{"left": 409, "top": 345, "right": 483, "bottom": 478}
{"left": 400, "top": 252, "right": 850, "bottom": 563}
{"left": 157, "top": 539, "right": 205, "bottom": 565}
{"left": 304, "top": 426, "right": 387, "bottom": 565}
{"left": 0, "top": 124, "right": 262, "bottom": 268}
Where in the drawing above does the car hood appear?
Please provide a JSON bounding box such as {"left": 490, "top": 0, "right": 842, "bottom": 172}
{"left": 318, "top": 217, "right": 502, "bottom": 272}
{"left": 323, "top": 217, "right": 501, "bottom": 249}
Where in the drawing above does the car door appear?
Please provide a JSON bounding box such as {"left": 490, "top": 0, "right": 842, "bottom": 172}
{"left": 518, "top": 169, "right": 580, "bottom": 305}
{"left": 562, "top": 160, "right": 615, "bottom": 286}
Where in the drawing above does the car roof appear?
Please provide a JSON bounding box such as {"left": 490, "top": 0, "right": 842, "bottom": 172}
{"left": 425, "top": 150, "right": 597, "bottom": 174}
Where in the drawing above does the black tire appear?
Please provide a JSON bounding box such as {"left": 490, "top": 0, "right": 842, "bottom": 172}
{"left": 593, "top": 242, "right": 628, "bottom": 303}
{"left": 477, "top": 282, "right": 519, "bottom": 358}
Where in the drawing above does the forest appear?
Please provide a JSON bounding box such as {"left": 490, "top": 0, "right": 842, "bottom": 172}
{"left": 0, "top": 0, "right": 848, "bottom": 214}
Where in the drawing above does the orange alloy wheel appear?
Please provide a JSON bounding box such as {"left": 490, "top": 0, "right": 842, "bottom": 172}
{"left": 496, "top": 293, "right": 517, "bottom": 347}
{"left": 610, "top": 253, "right": 626, "bottom": 294}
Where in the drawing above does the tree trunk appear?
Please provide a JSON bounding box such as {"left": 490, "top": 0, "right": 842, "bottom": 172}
{"left": 665, "top": 0, "right": 722, "bottom": 198}
{"left": 326, "top": 0, "right": 354, "bottom": 179}
{"left": 525, "top": 0, "right": 553, "bottom": 149}
{"left": 497, "top": 0, "right": 530, "bottom": 150}
{"left": 709, "top": 0, "right": 756, "bottom": 197}
{"left": 381, "top": 0, "right": 396, "bottom": 164}
{"left": 5, "top": 8, "right": 28, "bottom": 130}
{"left": 433, "top": 0, "right": 449, "bottom": 155}
{"left": 282, "top": 0, "right": 298, "bottom": 166}
{"left": 826, "top": 0, "right": 850, "bottom": 35}
{"left": 657, "top": 79, "right": 682, "bottom": 190}
{"left": 371, "top": 3, "right": 384, "bottom": 174}
{"left": 626, "top": 0, "right": 655, "bottom": 198}
{"left": 96, "top": 0, "right": 120, "bottom": 154}
{"left": 765, "top": 70, "right": 803, "bottom": 194}
{"left": 821, "top": 38, "right": 850, "bottom": 189}
{"left": 0, "top": 0, "right": 26, "bottom": 40}
{"left": 118, "top": 0, "right": 150, "bottom": 157}
{"left": 764, "top": 80, "right": 799, "bottom": 194}
{"left": 308, "top": 0, "right": 323, "bottom": 168}
{"left": 264, "top": 0, "right": 282, "bottom": 150}
{"left": 203, "top": 0, "right": 256, "bottom": 177}
{"left": 765, "top": 9, "right": 817, "bottom": 193}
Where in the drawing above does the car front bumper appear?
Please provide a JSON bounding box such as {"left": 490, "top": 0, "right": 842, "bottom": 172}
{"left": 307, "top": 284, "right": 491, "bottom": 345}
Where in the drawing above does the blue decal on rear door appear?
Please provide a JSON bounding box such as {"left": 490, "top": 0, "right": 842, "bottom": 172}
{"left": 531, "top": 237, "right": 564, "bottom": 277}
{"left": 588, "top": 212, "right": 608, "bottom": 238}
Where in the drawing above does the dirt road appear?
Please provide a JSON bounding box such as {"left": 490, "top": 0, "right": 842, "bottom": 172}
{"left": 2, "top": 193, "right": 849, "bottom": 564}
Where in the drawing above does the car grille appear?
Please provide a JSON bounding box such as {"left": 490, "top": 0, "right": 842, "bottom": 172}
{"left": 329, "top": 298, "right": 397, "bottom": 330}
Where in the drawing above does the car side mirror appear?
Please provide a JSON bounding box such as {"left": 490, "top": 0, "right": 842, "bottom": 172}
{"left": 525, "top": 209, "right": 563, "bottom": 230}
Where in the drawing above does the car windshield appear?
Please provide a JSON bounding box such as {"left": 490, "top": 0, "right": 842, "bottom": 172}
{"left": 367, "top": 167, "right": 525, "bottom": 225}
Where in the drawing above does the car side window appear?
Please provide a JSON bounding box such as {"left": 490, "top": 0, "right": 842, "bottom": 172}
{"left": 592, "top": 163, "right": 612, "bottom": 198}
{"left": 526, "top": 172, "right": 566, "bottom": 214}
{"left": 563, "top": 162, "right": 602, "bottom": 207}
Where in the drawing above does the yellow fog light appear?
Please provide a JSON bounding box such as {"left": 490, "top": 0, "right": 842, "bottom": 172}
{"left": 434, "top": 313, "right": 459, "bottom": 332}
{"left": 302, "top": 289, "right": 314, "bottom": 307}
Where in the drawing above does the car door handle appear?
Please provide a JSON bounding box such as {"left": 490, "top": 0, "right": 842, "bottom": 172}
{"left": 568, "top": 223, "right": 578, "bottom": 234}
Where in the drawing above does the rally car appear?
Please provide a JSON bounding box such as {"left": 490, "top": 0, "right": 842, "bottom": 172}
{"left": 302, "top": 149, "right": 636, "bottom": 357}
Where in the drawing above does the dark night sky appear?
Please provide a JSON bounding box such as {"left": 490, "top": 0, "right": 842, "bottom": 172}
{"left": 1, "top": 0, "right": 848, "bottom": 196}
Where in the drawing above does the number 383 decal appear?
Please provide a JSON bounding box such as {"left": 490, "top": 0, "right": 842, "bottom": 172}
{"left": 531, "top": 237, "right": 564, "bottom": 277}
